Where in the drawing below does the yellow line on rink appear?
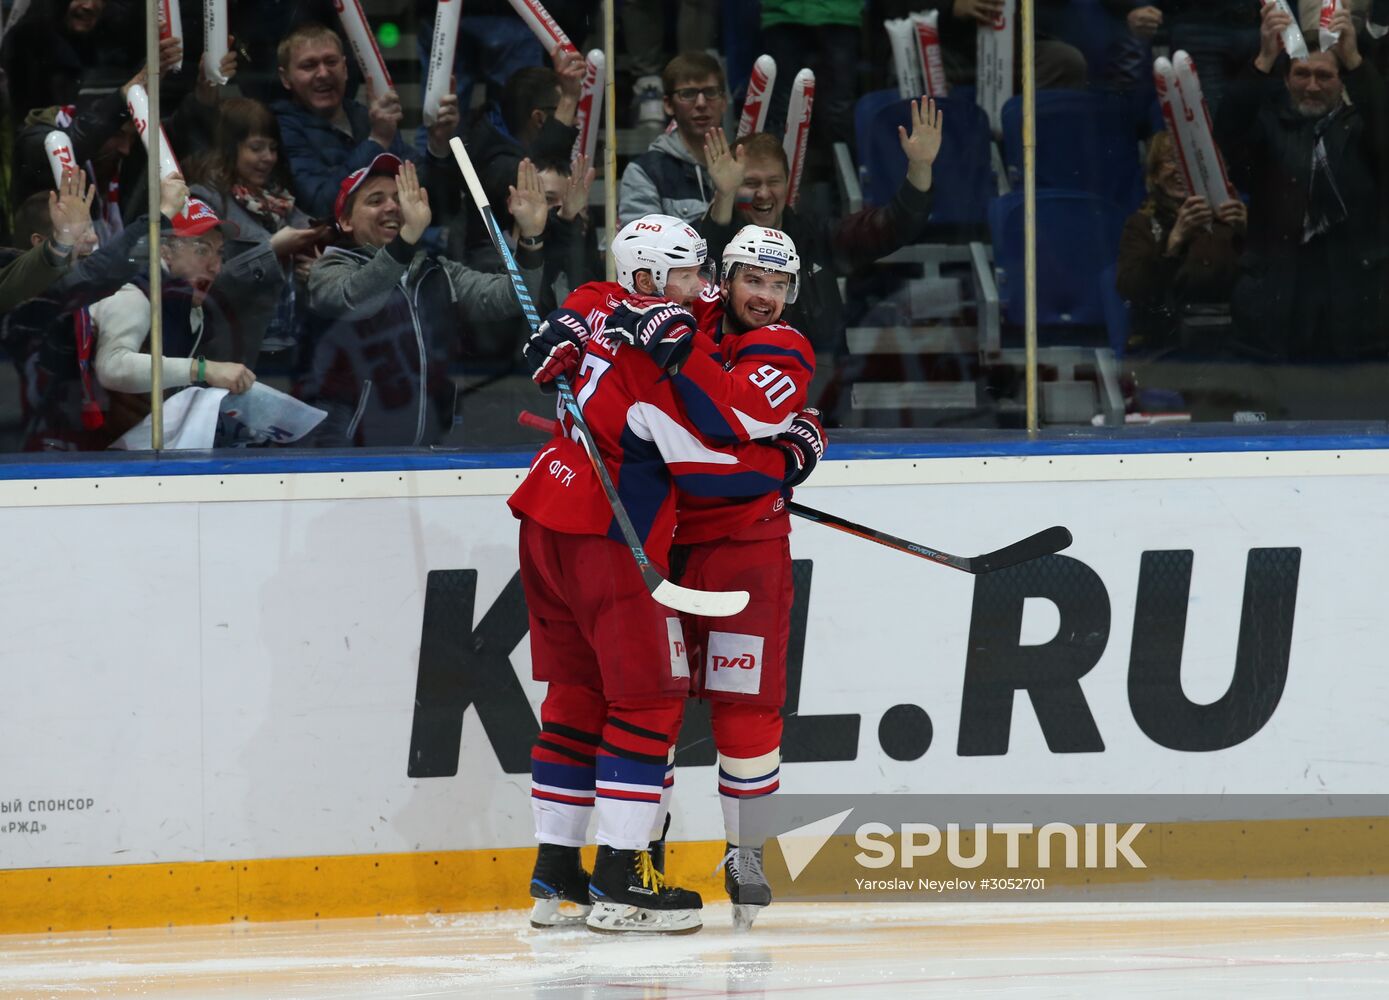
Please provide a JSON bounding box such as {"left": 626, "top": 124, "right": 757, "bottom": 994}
{"left": 0, "top": 841, "right": 729, "bottom": 935}
{"left": 0, "top": 819, "right": 1385, "bottom": 936}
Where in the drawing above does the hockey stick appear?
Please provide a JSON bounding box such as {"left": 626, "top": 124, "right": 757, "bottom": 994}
{"left": 518, "top": 412, "right": 1071, "bottom": 574}
{"left": 450, "top": 138, "right": 748, "bottom": 618}
{"left": 787, "top": 502, "right": 1071, "bottom": 574}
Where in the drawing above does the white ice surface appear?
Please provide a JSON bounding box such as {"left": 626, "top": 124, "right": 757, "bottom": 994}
{"left": 1, "top": 901, "right": 1388, "bottom": 998}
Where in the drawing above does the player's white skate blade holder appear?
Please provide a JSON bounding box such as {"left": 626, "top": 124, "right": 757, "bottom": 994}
{"left": 585, "top": 902, "right": 703, "bottom": 934}
{"left": 528, "top": 897, "right": 592, "bottom": 929}
{"left": 732, "top": 903, "right": 765, "bottom": 932}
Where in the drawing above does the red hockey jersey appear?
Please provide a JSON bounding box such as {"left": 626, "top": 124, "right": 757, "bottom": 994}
{"left": 507, "top": 282, "right": 788, "bottom": 566}
{"left": 670, "top": 303, "right": 817, "bottom": 545}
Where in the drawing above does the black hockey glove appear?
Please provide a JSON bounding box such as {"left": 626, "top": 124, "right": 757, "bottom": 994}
{"left": 604, "top": 296, "right": 697, "bottom": 372}
{"left": 525, "top": 308, "right": 591, "bottom": 391}
{"left": 776, "top": 408, "right": 826, "bottom": 488}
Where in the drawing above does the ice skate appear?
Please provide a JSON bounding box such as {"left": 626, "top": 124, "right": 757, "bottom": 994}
{"left": 586, "top": 846, "right": 702, "bottom": 934}
{"left": 719, "top": 843, "right": 771, "bottom": 931}
{"left": 528, "top": 843, "right": 592, "bottom": 928}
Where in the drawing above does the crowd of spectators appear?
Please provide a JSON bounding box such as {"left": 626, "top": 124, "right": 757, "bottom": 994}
{"left": 1109, "top": 1, "right": 1389, "bottom": 419}
{"left": 1, "top": 0, "right": 1388, "bottom": 453}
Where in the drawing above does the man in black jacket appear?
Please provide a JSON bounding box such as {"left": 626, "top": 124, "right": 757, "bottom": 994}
{"left": 1214, "top": 3, "right": 1388, "bottom": 363}
{"left": 461, "top": 51, "right": 585, "bottom": 270}
{"left": 470, "top": 56, "right": 584, "bottom": 205}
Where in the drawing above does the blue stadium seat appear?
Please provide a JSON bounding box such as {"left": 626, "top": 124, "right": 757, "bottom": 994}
{"left": 856, "top": 94, "right": 995, "bottom": 228}
{"left": 1001, "top": 90, "right": 1145, "bottom": 211}
{"left": 987, "top": 190, "right": 1128, "bottom": 333}
{"left": 1099, "top": 263, "right": 1132, "bottom": 357}
{"left": 853, "top": 88, "right": 901, "bottom": 203}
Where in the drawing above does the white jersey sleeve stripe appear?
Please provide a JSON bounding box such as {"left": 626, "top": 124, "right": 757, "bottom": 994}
{"left": 627, "top": 401, "right": 741, "bottom": 466}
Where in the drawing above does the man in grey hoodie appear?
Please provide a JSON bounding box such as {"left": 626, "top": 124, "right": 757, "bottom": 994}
{"left": 617, "top": 52, "right": 725, "bottom": 227}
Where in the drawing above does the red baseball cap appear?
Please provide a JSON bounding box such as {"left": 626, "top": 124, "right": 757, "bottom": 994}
{"left": 334, "top": 152, "right": 404, "bottom": 221}
{"left": 166, "top": 197, "right": 232, "bottom": 238}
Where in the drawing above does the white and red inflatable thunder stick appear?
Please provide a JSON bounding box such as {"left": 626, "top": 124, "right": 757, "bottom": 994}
{"left": 737, "top": 55, "right": 777, "bottom": 138}
{"left": 43, "top": 131, "right": 76, "bottom": 188}
{"left": 506, "top": 0, "right": 578, "bottom": 55}
{"left": 1154, "top": 55, "right": 1230, "bottom": 209}
{"left": 976, "top": 0, "right": 1014, "bottom": 132}
{"left": 1319, "top": 0, "right": 1344, "bottom": 52}
{"left": 126, "top": 84, "right": 183, "bottom": 183}
{"left": 783, "top": 68, "right": 815, "bottom": 209}
{"left": 334, "top": 0, "right": 393, "bottom": 100}
{"left": 423, "top": 0, "right": 462, "bottom": 125}
{"left": 914, "top": 11, "right": 948, "bottom": 99}
{"left": 1266, "top": 0, "right": 1310, "bottom": 60}
{"left": 1153, "top": 57, "right": 1201, "bottom": 200}
{"left": 158, "top": 0, "right": 183, "bottom": 73}
{"left": 571, "top": 49, "right": 606, "bottom": 165}
{"left": 202, "top": 0, "right": 229, "bottom": 85}
{"left": 884, "top": 17, "right": 922, "bottom": 99}
{"left": 1172, "top": 51, "right": 1235, "bottom": 205}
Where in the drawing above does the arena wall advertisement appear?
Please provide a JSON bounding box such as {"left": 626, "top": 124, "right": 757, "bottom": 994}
{"left": 0, "top": 447, "right": 1386, "bottom": 927}
{"left": 1, "top": 454, "right": 1384, "bottom": 864}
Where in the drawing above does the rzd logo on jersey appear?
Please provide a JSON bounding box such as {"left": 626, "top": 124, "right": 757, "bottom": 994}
{"left": 706, "top": 632, "right": 764, "bottom": 695}
{"left": 668, "top": 617, "right": 690, "bottom": 680}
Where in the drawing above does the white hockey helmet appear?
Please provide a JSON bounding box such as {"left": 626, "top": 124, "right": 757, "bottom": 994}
{"left": 719, "top": 225, "right": 800, "bottom": 304}
{"left": 612, "top": 214, "right": 709, "bottom": 295}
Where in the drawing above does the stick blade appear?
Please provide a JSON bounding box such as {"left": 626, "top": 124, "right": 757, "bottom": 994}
{"left": 971, "top": 526, "right": 1073, "bottom": 574}
{"left": 649, "top": 576, "right": 750, "bottom": 617}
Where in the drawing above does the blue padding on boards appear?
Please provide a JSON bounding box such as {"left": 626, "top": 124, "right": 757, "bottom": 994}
{"left": 0, "top": 449, "right": 540, "bottom": 480}
{"left": 3, "top": 426, "right": 1388, "bottom": 481}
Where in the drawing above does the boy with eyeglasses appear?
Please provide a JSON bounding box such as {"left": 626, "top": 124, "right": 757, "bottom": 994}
{"left": 618, "top": 52, "right": 728, "bottom": 227}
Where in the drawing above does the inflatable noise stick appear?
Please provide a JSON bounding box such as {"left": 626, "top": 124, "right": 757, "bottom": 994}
{"left": 737, "top": 54, "right": 777, "bottom": 138}
{"left": 422, "top": 0, "right": 462, "bottom": 125}
{"left": 334, "top": 0, "right": 393, "bottom": 100}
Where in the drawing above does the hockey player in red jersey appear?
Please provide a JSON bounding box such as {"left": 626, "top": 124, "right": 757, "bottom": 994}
{"left": 528, "top": 224, "right": 826, "bottom": 931}
{"left": 512, "top": 215, "right": 806, "bottom": 935}
{"left": 653, "top": 226, "right": 821, "bottom": 931}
